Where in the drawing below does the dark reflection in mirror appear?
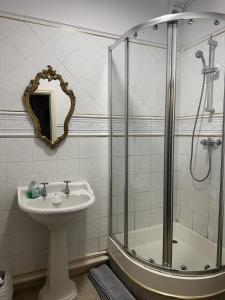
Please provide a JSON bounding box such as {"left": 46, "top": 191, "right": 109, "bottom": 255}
{"left": 29, "top": 92, "right": 52, "bottom": 140}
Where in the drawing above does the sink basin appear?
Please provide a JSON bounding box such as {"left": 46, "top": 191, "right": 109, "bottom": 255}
{"left": 18, "top": 181, "right": 95, "bottom": 228}
{"left": 17, "top": 181, "right": 95, "bottom": 300}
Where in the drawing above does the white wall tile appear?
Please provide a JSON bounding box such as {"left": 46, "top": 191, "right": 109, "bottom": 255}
{"left": 6, "top": 138, "right": 33, "bottom": 162}
{"left": 150, "top": 155, "right": 163, "bottom": 173}
{"left": 79, "top": 238, "right": 99, "bottom": 256}
{"left": 33, "top": 160, "right": 58, "bottom": 183}
{"left": 8, "top": 23, "right": 42, "bottom": 57}
{"left": 68, "top": 242, "right": 79, "bottom": 262}
{"left": 99, "top": 236, "right": 108, "bottom": 251}
{"left": 193, "top": 213, "right": 208, "bottom": 237}
{"left": 99, "top": 217, "right": 108, "bottom": 237}
{"left": 151, "top": 189, "right": 163, "bottom": 208}
{"left": 35, "top": 249, "right": 48, "bottom": 269}
{"left": 150, "top": 208, "right": 163, "bottom": 226}
{"left": 0, "top": 38, "right": 24, "bottom": 72}
{"left": 134, "top": 156, "right": 150, "bottom": 174}
{"left": 67, "top": 221, "right": 79, "bottom": 244}
{"left": 9, "top": 230, "right": 36, "bottom": 256}
{"left": 99, "top": 196, "right": 109, "bottom": 217}
{"left": 135, "top": 210, "right": 150, "bottom": 229}
{"left": 79, "top": 215, "right": 99, "bottom": 241}
{"left": 57, "top": 137, "right": 80, "bottom": 160}
{"left": 134, "top": 192, "right": 150, "bottom": 211}
{"left": 57, "top": 159, "right": 80, "bottom": 181}
{"left": 6, "top": 161, "right": 33, "bottom": 186}
{"left": 134, "top": 173, "right": 150, "bottom": 192}
{"left": 8, "top": 209, "right": 38, "bottom": 233}
{"left": 180, "top": 206, "right": 193, "bottom": 229}
{"left": 134, "top": 137, "right": 150, "bottom": 156}
{"left": 150, "top": 137, "right": 164, "bottom": 155}
{"left": 10, "top": 252, "right": 36, "bottom": 274}
{"left": 33, "top": 138, "right": 57, "bottom": 161}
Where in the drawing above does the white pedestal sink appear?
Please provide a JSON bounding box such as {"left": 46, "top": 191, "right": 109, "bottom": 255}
{"left": 17, "top": 181, "right": 95, "bottom": 300}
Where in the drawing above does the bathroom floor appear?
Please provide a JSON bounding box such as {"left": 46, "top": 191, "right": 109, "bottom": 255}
{"left": 13, "top": 273, "right": 100, "bottom": 300}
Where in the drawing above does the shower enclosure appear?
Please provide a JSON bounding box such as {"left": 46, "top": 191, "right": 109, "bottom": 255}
{"left": 109, "top": 12, "right": 225, "bottom": 298}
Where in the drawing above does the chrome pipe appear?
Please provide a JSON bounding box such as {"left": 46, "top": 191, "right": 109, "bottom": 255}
{"left": 124, "top": 38, "right": 129, "bottom": 249}
{"left": 163, "top": 21, "right": 177, "bottom": 268}
{"left": 216, "top": 74, "right": 225, "bottom": 267}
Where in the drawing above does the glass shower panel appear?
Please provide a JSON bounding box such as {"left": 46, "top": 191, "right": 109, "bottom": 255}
{"left": 111, "top": 42, "right": 126, "bottom": 246}
{"left": 173, "top": 18, "right": 225, "bottom": 271}
{"left": 127, "top": 23, "right": 167, "bottom": 265}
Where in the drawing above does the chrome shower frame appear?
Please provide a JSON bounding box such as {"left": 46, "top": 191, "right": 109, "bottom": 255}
{"left": 109, "top": 12, "right": 225, "bottom": 275}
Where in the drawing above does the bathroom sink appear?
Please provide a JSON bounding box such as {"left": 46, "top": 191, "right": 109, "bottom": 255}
{"left": 18, "top": 181, "right": 95, "bottom": 214}
{"left": 17, "top": 181, "right": 95, "bottom": 300}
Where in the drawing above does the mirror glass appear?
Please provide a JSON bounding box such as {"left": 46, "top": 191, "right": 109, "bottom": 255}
{"left": 23, "top": 66, "right": 75, "bottom": 148}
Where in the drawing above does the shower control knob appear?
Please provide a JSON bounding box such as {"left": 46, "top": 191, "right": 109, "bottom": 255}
{"left": 216, "top": 139, "right": 222, "bottom": 146}
{"left": 200, "top": 139, "right": 207, "bottom": 146}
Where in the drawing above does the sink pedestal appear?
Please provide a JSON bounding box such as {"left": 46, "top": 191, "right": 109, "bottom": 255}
{"left": 17, "top": 181, "right": 95, "bottom": 300}
{"left": 39, "top": 227, "right": 77, "bottom": 300}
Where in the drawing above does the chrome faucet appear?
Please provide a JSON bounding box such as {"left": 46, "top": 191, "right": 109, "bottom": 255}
{"left": 64, "top": 180, "right": 71, "bottom": 195}
{"left": 41, "top": 182, "right": 48, "bottom": 198}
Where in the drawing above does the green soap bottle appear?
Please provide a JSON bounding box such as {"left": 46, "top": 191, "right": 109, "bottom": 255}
{"left": 27, "top": 175, "right": 40, "bottom": 199}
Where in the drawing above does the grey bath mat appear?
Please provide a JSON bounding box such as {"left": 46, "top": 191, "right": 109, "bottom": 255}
{"left": 88, "top": 264, "right": 136, "bottom": 300}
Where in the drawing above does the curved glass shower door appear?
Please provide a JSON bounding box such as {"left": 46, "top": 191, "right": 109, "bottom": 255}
{"left": 110, "top": 12, "right": 225, "bottom": 275}
{"left": 173, "top": 17, "right": 225, "bottom": 271}
{"left": 126, "top": 23, "right": 167, "bottom": 266}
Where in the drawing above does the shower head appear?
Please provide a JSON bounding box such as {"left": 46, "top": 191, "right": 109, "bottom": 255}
{"left": 195, "top": 50, "right": 204, "bottom": 59}
{"left": 195, "top": 50, "right": 206, "bottom": 70}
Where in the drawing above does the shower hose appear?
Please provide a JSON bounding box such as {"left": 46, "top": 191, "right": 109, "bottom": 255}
{"left": 189, "top": 73, "right": 212, "bottom": 182}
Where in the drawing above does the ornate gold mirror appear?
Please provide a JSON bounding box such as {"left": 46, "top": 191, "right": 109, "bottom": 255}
{"left": 22, "top": 65, "right": 75, "bottom": 149}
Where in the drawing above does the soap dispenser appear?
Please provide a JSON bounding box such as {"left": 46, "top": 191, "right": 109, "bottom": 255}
{"left": 27, "top": 175, "right": 40, "bottom": 199}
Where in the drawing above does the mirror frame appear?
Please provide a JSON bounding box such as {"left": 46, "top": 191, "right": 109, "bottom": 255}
{"left": 22, "top": 65, "right": 76, "bottom": 149}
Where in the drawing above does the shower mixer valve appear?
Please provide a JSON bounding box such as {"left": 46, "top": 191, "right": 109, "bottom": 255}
{"left": 200, "top": 137, "right": 222, "bottom": 147}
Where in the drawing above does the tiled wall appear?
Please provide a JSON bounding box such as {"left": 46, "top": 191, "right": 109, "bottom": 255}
{"left": 174, "top": 136, "right": 221, "bottom": 243}
{"left": 0, "top": 16, "right": 112, "bottom": 275}
{"left": 175, "top": 29, "right": 225, "bottom": 243}
{"left": 129, "top": 42, "right": 166, "bottom": 116}
{"left": 0, "top": 136, "right": 109, "bottom": 274}
{"left": 112, "top": 136, "right": 164, "bottom": 234}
